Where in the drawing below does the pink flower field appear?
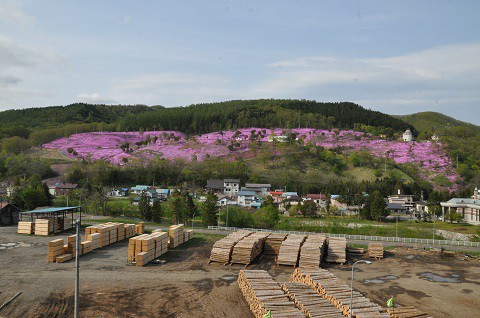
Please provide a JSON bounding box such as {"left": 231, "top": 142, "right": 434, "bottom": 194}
{"left": 42, "top": 128, "right": 460, "bottom": 191}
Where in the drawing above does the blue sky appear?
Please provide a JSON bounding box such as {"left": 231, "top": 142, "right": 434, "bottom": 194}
{"left": 1, "top": 0, "right": 479, "bottom": 124}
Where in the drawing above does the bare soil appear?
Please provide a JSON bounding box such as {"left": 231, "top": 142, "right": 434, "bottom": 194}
{"left": 0, "top": 226, "right": 479, "bottom": 318}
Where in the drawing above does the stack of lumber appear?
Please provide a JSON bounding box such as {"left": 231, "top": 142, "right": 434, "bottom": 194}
{"left": 290, "top": 268, "right": 389, "bottom": 318}
{"left": 326, "top": 237, "right": 347, "bottom": 264}
{"left": 264, "top": 233, "right": 287, "bottom": 255}
{"left": 281, "top": 282, "right": 344, "bottom": 318}
{"left": 47, "top": 239, "right": 65, "bottom": 263}
{"left": 209, "top": 230, "right": 252, "bottom": 263}
{"left": 237, "top": 270, "right": 305, "bottom": 318}
{"left": 67, "top": 235, "right": 80, "bottom": 254}
{"left": 128, "top": 231, "right": 169, "bottom": 266}
{"left": 136, "top": 221, "right": 145, "bottom": 234}
{"left": 299, "top": 235, "right": 326, "bottom": 268}
{"left": 277, "top": 234, "right": 306, "bottom": 266}
{"left": 347, "top": 247, "right": 365, "bottom": 255}
{"left": 387, "top": 306, "right": 432, "bottom": 318}
{"left": 81, "top": 240, "right": 93, "bottom": 254}
{"left": 125, "top": 224, "right": 136, "bottom": 238}
{"left": 368, "top": 242, "right": 384, "bottom": 259}
{"left": 17, "top": 221, "right": 34, "bottom": 234}
{"left": 184, "top": 229, "right": 193, "bottom": 242}
{"left": 169, "top": 224, "right": 185, "bottom": 248}
{"left": 231, "top": 232, "right": 270, "bottom": 265}
{"left": 34, "top": 219, "right": 52, "bottom": 236}
{"left": 86, "top": 233, "right": 101, "bottom": 250}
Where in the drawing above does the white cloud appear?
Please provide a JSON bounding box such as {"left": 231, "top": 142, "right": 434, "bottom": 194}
{"left": 0, "top": 2, "right": 35, "bottom": 29}
{"left": 76, "top": 93, "right": 117, "bottom": 105}
{"left": 252, "top": 42, "right": 480, "bottom": 107}
{"left": 109, "top": 73, "right": 232, "bottom": 106}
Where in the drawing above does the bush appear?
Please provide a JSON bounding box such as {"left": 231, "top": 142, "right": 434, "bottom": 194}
{"left": 220, "top": 206, "right": 254, "bottom": 228}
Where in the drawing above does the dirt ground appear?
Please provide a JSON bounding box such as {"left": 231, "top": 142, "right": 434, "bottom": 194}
{"left": 0, "top": 226, "right": 479, "bottom": 318}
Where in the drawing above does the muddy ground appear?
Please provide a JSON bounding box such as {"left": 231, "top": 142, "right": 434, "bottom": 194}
{"left": 0, "top": 226, "right": 479, "bottom": 318}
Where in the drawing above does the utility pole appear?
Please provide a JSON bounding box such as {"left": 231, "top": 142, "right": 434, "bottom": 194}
{"left": 226, "top": 201, "right": 229, "bottom": 228}
{"left": 74, "top": 218, "right": 80, "bottom": 318}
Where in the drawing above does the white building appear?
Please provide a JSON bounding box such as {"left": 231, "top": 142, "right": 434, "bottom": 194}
{"left": 223, "top": 179, "right": 240, "bottom": 196}
{"left": 238, "top": 191, "right": 257, "bottom": 207}
{"left": 440, "top": 187, "right": 480, "bottom": 225}
{"left": 402, "top": 129, "right": 413, "bottom": 142}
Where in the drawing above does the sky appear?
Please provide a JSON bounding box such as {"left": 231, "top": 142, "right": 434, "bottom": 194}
{"left": 1, "top": 0, "right": 479, "bottom": 125}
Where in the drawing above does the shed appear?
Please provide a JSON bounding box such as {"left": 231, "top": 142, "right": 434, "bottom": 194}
{"left": 0, "top": 202, "right": 21, "bottom": 225}
{"left": 20, "top": 206, "right": 82, "bottom": 233}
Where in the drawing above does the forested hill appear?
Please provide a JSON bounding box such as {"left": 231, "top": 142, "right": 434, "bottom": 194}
{"left": 0, "top": 103, "right": 163, "bottom": 130}
{"left": 117, "top": 100, "right": 413, "bottom": 133}
{"left": 396, "top": 111, "right": 480, "bottom": 136}
{"left": 0, "top": 100, "right": 412, "bottom": 145}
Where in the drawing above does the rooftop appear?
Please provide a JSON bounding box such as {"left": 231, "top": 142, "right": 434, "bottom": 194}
{"left": 21, "top": 206, "right": 81, "bottom": 215}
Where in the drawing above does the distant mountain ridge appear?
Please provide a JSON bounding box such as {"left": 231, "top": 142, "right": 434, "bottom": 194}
{"left": 395, "top": 111, "right": 480, "bottom": 135}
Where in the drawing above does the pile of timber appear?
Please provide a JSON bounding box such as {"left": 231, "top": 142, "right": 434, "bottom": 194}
{"left": 368, "top": 242, "right": 384, "bottom": 259}
{"left": 387, "top": 306, "right": 432, "bottom": 318}
{"left": 347, "top": 247, "right": 365, "bottom": 255}
{"left": 277, "top": 234, "right": 307, "bottom": 266}
{"left": 48, "top": 222, "right": 137, "bottom": 263}
{"left": 136, "top": 222, "right": 145, "bottom": 234}
{"left": 34, "top": 219, "right": 52, "bottom": 236}
{"left": 184, "top": 229, "right": 193, "bottom": 241}
{"left": 298, "top": 235, "right": 326, "bottom": 268}
{"left": 17, "top": 221, "right": 34, "bottom": 234}
{"left": 230, "top": 232, "right": 270, "bottom": 265}
{"left": 237, "top": 270, "right": 305, "bottom": 318}
{"left": 326, "top": 237, "right": 347, "bottom": 264}
{"left": 128, "top": 231, "right": 169, "bottom": 266}
{"left": 264, "top": 233, "right": 287, "bottom": 256}
{"left": 290, "top": 268, "right": 389, "bottom": 318}
{"left": 281, "top": 282, "right": 344, "bottom": 318}
{"left": 209, "top": 230, "right": 252, "bottom": 263}
{"left": 169, "top": 224, "right": 185, "bottom": 248}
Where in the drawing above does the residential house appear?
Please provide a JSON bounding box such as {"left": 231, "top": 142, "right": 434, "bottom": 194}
{"left": 237, "top": 191, "right": 257, "bottom": 207}
{"left": 386, "top": 203, "right": 408, "bottom": 214}
{"left": 223, "top": 179, "right": 240, "bottom": 196}
{"left": 0, "top": 202, "right": 20, "bottom": 225}
{"left": 387, "top": 191, "right": 415, "bottom": 212}
{"left": 217, "top": 195, "right": 238, "bottom": 207}
{"left": 156, "top": 189, "right": 170, "bottom": 200}
{"left": 269, "top": 191, "right": 284, "bottom": 204}
{"left": 109, "top": 188, "right": 129, "bottom": 197}
{"left": 206, "top": 179, "right": 224, "bottom": 193}
{"left": 130, "top": 185, "right": 152, "bottom": 195}
{"left": 302, "top": 194, "right": 326, "bottom": 207}
{"left": 402, "top": 129, "right": 413, "bottom": 142}
{"left": 243, "top": 183, "right": 271, "bottom": 197}
{"left": 47, "top": 182, "right": 78, "bottom": 196}
{"left": 414, "top": 200, "right": 429, "bottom": 216}
{"left": 440, "top": 187, "right": 480, "bottom": 225}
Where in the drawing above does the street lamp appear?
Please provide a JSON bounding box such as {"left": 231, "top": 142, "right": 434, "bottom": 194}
{"left": 226, "top": 201, "right": 229, "bottom": 228}
{"left": 350, "top": 260, "right": 372, "bottom": 318}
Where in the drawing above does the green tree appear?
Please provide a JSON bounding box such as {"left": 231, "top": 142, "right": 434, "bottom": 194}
{"left": 151, "top": 200, "right": 164, "bottom": 223}
{"left": 138, "top": 192, "right": 152, "bottom": 221}
{"left": 368, "top": 190, "right": 388, "bottom": 221}
{"left": 169, "top": 192, "right": 185, "bottom": 224}
{"left": 300, "top": 200, "right": 317, "bottom": 217}
{"left": 202, "top": 192, "right": 218, "bottom": 226}
{"left": 220, "top": 206, "right": 254, "bottom": 227}
{"left": 252, "top": 205, "right": 280, "bottom": 229}
{"left": 1, "top": 136, "right": 30, "bottom": 154}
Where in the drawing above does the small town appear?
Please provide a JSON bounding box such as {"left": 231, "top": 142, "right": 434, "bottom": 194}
{"left": 1, "top": 1, "right": 479, "bottom": 318}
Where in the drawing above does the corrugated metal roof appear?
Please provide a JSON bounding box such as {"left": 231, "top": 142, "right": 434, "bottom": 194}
{"left": 21, "top": 206, "right": 81, "bottom": 214}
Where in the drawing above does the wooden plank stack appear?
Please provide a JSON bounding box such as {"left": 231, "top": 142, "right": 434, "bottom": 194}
{"left": 48, "top": 239, "right": 65, "bottom": 263}
{"left": 136, "top": 221, "right": 145, "bottom": 234}
{"left": 17, "top": 221, "right": 34, "bottom": 234}
{"left": 347, "top": 247, "right": 365, "bottom": 255}
{"left": 231, "top": 232, "right": 270, "bottom": 265}
{"left": 86, "top": 233, "right": 101, "bottom": 250}
{"left": 128, "top": 231, "right": 169, "bottom": 266}
{"left": 290, "top": 268, "right": 390, "bottom": 318}
{"left": 169, "top": 224, "right": 185, "bottom": 248}
{"left": 34, "top": 219, "right": 52, "bottom": 236}
{"left": 264, "top": 233, "right": 287, "bottom": 256}
{"left": 237, "top": 270, "right": 305, "bottom": 318}
{"left": 277, "top": 234, "right": 306, "bottom": 266}
{"left": 326, "top": 237, "right": 347, "bottom": 264}
{"left": 184, "top": 229, "right": 193, "bottom": 242}
{"left": 281, "top": 282, "right": 344, "bottom": 318}
{"left": 368, "top": 242, "right": 384, "bottom": 259}
{"left": 209, "top": 230, "right": 252, "bottom": 263}
{"left": 299, "top": 235, "right": 326, "bottom": 268}
{"left": 386, "top": 306, "right": 432, "bottom": 318}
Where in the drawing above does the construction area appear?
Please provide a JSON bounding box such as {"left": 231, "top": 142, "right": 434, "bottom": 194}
{"left": 0, "top": 226, "right": 479, "bottom": 318}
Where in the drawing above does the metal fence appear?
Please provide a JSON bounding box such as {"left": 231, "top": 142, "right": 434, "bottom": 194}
{"left": 207, "top": 226, "right": 480, "bottom": 248}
